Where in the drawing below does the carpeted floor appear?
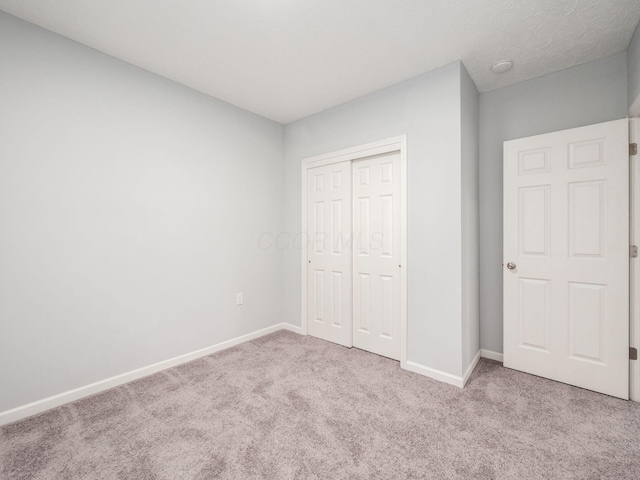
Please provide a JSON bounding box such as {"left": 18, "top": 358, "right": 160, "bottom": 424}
{"left": 1, "top": 330, "right": 639, "bottom": 479}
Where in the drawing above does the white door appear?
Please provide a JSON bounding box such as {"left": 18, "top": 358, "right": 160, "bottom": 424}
{"left": 504, "top": 119, "right": 629, "bottom": 399}
{"left": 353, "top": 152, "right": 402, "bottom": 360}
{"left": 307, "top": 162, "right": 353, "bottom": 347}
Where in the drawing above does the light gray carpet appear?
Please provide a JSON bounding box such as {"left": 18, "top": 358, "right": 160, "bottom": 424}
{"left": 1, "top": 330, "right": 639, "bottom": 479}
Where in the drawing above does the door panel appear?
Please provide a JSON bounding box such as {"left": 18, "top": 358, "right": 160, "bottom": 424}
{"left": 307, "top": 162, "right": 352, "bottom": 346}
{"left": 504, "top": 119, "right": 629, "bottom": 399}
{"left": 353, "top": 152, "right": 401, "bottom": 360}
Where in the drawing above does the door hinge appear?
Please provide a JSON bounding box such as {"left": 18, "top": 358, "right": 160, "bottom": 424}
{"left": 632, "top": 245, "right": 638, "bottom": 258}
{"left": 631, "top": 143, "right": 638, "bottom": 156}
{"left": 631, "top": 347, "right": 638, "bottom": 361}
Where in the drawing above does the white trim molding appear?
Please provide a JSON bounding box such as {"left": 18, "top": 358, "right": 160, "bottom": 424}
{"left": 480, "top": 349, "right": 504, "bottom": 363}
{"left": 404, "top": 361, "right": 466, "bottom": 388}
{"left": 630, "top": 116, "right": 640, "bottom": 403}
{"left": 300, "top": 135, "right": 408, "bottom": 364}
{"left": 463, "top": 351, "right": 482, "bottom": 386}
{"left": 0, "top": 323, "right": 303, "bottom": 426}
{"left": 280, "top": 323, "right": 305, "bottom": 335}
{"left": 404, "top": 350, "right": 480, "bottom": 389}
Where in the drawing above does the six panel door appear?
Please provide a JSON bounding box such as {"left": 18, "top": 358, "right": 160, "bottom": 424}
{"left": 503, "top": 119, "right": 629, "bottom": 399}
{"left": 352, "top": 152, "right": 402, "bottom": 360}
{"left": 307, "top": 162, "right": 353, "bottom": 347}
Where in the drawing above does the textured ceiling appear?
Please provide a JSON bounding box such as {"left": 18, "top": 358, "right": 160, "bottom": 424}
{"left": 1, "top": 0, "right": 639, "bottom": 124}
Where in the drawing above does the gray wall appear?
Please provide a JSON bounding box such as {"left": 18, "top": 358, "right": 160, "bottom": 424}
{"left": 460, "top": 66, "right": 480, "bottom": 370}
{"left": 283, "top": 62, "right": 478, "bottom": 376}
{"left": 0, "top": 12, "right": 285, "bottom": 412}
{"left": 630, "top": 21, "right": 640, "bottom": 111}
{"left": 3, "top": 7, "right": 629, "bottom": 411}
{"left": 479, "top": 53, "right": 628, "bottom": 353}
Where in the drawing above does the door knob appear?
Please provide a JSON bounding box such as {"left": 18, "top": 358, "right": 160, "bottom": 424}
{"left": 506, "top": 262, "right": 516, "bottom": 270}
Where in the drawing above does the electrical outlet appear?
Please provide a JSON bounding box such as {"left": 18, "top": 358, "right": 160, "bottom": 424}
{"left": 236, "top": 293, "right": 243, "bottom": 306}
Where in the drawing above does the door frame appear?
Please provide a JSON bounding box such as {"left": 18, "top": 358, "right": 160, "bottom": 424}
{"left": 630, "top": 112, "right": 640, "bottom": 403}
{"left": 300, "top": 135, "right": 408, "bottom": 366}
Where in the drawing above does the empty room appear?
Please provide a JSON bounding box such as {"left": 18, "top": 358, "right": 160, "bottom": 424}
{"left": 1, "top": 1, "right": 640, "bottom": 478}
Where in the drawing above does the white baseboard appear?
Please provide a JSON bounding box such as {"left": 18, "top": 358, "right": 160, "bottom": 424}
{"left": 0, "top": 323, "right": 499, "bottom": 426}
{"left": 280, "top": 323, "right": 305, "bottom": 335}
{"left": 403, "top": 350, "right": 481, "bottom": 389}
{"left": 403, "top": 361, "right": 465, "bottom": 388}
{"left": 462, "top": 350, "right": 481, "bottom": 386}
{"left": 480, "top": 349, "right": 504, "bottom": 362}
{"left": 0, "top": 322, "right": 292, "bottom": 426}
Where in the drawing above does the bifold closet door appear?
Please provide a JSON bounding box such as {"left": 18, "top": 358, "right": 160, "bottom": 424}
{"left": 307, "top": 162, "right": 353, "bottom": 347}
{"left": 352, "top": 152, "right": 401, "bottom": 360}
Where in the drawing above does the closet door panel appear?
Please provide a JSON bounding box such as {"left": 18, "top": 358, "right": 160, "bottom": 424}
{"left": 353, "top": 152, "right": 401, "bottom": 360}
{"left": 307, "top": 162, "right": 353, "bottom": 346}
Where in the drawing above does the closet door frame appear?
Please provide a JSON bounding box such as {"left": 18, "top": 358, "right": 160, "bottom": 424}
{"left": 300, "top": 135, "right": 408, "bottom": 367}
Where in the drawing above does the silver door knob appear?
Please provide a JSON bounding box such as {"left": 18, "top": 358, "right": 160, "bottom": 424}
{"left": 506, "top": 262, "right": 516, "bottom": 270}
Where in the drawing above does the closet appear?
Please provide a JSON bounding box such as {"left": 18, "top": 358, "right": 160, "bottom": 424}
{"left": 303, "top": 138, "right": 405, "bottom": 361}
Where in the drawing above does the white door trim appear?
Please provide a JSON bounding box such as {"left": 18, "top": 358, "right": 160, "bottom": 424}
{"left": 630, "top": 116, "right": 640, "bottom": 403}
{"left": 300, "top": 135, "right": 408, "bottom": 367}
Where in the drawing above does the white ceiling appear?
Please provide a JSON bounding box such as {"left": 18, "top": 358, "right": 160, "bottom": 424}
{"left": 1, "top": 1, "right": 639, "bottom": 124}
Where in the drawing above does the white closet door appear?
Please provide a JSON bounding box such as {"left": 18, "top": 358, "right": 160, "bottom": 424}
{"left": 307, "top": 162, "right": 353, "bottom": 347}
{"left": 353, "top": 152, "right": 401, "bottom": 360}
{"left": 503, "top": 119, "right": 629, "bottom": 399}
